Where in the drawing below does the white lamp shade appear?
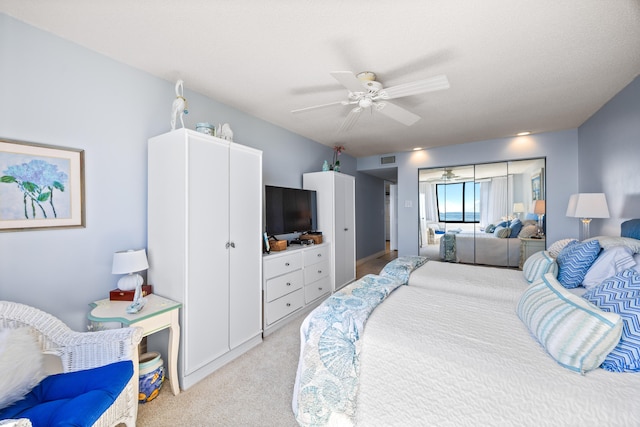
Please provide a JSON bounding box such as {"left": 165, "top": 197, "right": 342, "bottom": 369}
{"left": 566, "top": 193, "right": 610, "bottom": 218}
{"left": 513, "top": 203, "right": 525, "bottom": 213}
{"left": 112, "top": 249, "right": 149, "bottom": 274}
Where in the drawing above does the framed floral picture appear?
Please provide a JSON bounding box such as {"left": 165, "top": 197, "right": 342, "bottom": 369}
{"left": 0, "top": 139, "right": 85, "bottom": 232}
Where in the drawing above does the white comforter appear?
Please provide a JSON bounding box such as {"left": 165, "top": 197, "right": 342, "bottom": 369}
{"left": 356, "top": 262, "right": 640, "bottom": 426}
{"left": 440, "top": 231, "right": 521, "bottom": 267}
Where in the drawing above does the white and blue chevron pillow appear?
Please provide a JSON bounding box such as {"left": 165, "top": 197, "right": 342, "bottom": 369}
{"left": 583, "top": 269, "right": 640, "bottom": 372}
{"left": 556, "top": 239, "right": 601, "bottom": 288}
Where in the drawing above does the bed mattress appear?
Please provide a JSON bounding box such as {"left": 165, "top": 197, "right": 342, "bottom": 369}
{"left": 355, "top": 262, "right": 640, "bottom": 426}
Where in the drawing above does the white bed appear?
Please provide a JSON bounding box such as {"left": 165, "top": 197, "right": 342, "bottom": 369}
{"left": 440, "top": 231, "right": 521, "bottom": 267}
{"left": 293, "top": 257, "right": 640, "bottom": 426}
{"left": 357, "top": 262, "right": 640, "bottom": 426}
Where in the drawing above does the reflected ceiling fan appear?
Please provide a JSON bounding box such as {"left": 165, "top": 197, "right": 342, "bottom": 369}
{"left": 291, "top": 71, "right": 450, "bottom": 132}
{"left": 425, "top": 169, "right": 472, "bottom": 182}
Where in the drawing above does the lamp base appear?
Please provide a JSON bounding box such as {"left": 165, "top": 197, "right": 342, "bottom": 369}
{"left": 117, "top": 273, "right": 143, "bottom": 291}
{"left": 581, "top": 218, "right": 592, "bottom": 240}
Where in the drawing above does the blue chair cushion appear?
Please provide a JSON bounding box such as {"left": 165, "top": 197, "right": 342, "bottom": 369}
{"left": 0, "top": 360, "right": 132, "bottom": 427}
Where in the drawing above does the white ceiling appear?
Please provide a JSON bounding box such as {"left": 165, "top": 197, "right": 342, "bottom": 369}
{"left": 2, "top": 1, "right": 639, "bottom": 158}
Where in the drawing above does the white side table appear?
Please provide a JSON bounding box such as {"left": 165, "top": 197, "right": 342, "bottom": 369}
{"left": 519, "top": 237, "right": 546, "bottom": 269}
{"left": 88, "top": 293, "right": 182, "bottom": 396}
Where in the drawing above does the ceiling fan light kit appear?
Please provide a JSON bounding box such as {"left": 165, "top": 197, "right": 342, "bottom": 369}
{"left": 292, "top": 70, "right": 450, "bottom": 133}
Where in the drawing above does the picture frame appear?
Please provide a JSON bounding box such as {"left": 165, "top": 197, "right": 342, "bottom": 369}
{"left": 531, "top": 168, "right": 544, "bottom": 201}
{"left": 0, "top": 139, "right": 85, "bottom": 232}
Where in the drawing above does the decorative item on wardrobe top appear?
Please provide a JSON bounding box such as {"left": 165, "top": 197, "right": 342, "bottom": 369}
{"left": 324, "top": 144, "right": 345, "bottom": 172}
{"left": 171, "top": 79, "right": 189, "bottom": 130}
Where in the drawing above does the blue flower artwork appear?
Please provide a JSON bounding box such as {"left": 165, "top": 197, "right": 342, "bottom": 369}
{"left": 1, "top": 154, "right": 71, "bottom": 220}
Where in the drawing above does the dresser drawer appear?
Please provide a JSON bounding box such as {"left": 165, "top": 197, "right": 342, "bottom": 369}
{"left": 304, "top": 245, "right": 329, "bottom": 266}
{"left": 305, "top": 276, "right": 331, "bottom": 304}
{"left": 265, "top": 270, "right": 303, "bottom": 302}
{"left": 304, "top": 260, "right": 330, "bottom": 285}
{"left": 265, "top": 288, "right": 304, "bottom": 325}
{"left": 263, "top": 252, "right": 303, "bottom": 279}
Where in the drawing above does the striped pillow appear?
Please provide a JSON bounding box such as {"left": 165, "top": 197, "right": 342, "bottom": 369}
{"left": 517, "top": 273, "right": 622, "bottom": 373}
{"left": 522, "top": 251, "right": 558, "bottom": 283}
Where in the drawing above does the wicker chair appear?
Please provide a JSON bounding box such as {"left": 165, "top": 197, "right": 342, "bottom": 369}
{"left": 0, "top": 301, "right": 143, "bottom": 427}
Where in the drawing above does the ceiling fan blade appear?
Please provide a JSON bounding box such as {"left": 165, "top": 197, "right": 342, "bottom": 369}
{"left": 337, "top": 107, "right": 362, "bottom": 133}
{"left": 375, "top": 101, "right": 421, "bottom": 126}
{"left": 330, "top": 71, "right": 366, "bottom": 93}
{"left": 291, "top": 100, "right": 345, "bottom": 114}
{"left": 377, "top": 74, "right": 450, "bottom": 100}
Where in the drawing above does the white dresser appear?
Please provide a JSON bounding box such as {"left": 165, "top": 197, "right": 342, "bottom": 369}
{"left": 263, "top": 243, "right": 331, "bottom": 335}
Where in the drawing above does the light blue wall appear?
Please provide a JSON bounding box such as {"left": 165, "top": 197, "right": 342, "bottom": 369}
{"left": 577, "top": 76, "right": 640, "bottom": 237}
{"left": 0, "top": 14, "right": 364, "bottom": 330}
{"left": 358, "top": 130, "right": 580, "bottom": 256}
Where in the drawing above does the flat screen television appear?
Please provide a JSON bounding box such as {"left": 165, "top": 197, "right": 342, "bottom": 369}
{"left": 265, "top": 185, "right": 317, "bottom": 236}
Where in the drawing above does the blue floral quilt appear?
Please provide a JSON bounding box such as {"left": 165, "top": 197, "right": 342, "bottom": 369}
{"left": 292, "top": 257, "right": 427, "bottom": 426}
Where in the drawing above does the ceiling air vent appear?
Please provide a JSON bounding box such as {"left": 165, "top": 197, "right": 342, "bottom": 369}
{"left": 380, "top": 155, "right": 396, "bottom": 165}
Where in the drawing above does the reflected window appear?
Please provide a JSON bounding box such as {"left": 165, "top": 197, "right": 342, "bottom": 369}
{"left": 436, "top": 181, "right": 480, "bottom": 223}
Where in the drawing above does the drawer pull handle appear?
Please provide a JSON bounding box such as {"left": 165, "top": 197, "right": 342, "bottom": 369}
{"left": 318, "top": 270, "right": 322, "bottom": 274}
{"left": 317, "top": 254, "right": 322, "bottom": 257}
{"left": 286, "top": 303, "right": 291, "bottom": 307}
{"left": 318, "top": 287, "right": 323, "bottom": 291}
{"left": 285, "top": 262, "right": 290, "bottom": 266}
{"left": 286, "top": 282, "right": 291, "bottom": 286}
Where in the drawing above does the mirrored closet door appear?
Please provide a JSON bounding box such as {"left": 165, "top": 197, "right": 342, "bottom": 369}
{"left": 418, "top": 158, "right": 546, "bottom": 268}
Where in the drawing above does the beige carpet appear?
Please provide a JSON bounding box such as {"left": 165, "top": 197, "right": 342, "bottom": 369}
{"left": 137, "top": 315, "right": 304, "bottom": 427}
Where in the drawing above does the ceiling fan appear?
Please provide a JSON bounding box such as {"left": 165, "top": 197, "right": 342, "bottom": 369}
{"left": 291, "top": 71, "right": 450, "bottom": 132}
{"left": 425, "top": 169, "right": 472, "bottom": 182}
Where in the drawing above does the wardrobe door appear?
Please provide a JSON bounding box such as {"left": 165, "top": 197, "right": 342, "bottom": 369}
{"left": 228, "top": 144, "right": 263, "bottom": 349}
{"left": 185, "top": 135, "right": 230, "bottom": 374}
{"left": 334, "top": 173, "right": 355, "bottom": 290}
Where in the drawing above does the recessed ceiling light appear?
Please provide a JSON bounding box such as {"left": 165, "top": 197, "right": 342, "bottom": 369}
{"left": 412, "top": 147, "right": 423, "bottom": 151}
{"left": 516, "top": 131, "right": 532, "bottom": 136}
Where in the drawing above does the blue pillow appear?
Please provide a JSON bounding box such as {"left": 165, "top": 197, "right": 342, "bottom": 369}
{"left": 583, "top": 269, "right": 640, "bottom": 372}
{"left": 509, "top": 218, "right": 523, "bottom": 238}
{"left": 496, "top": 221, "right": 509, "bottom": 228}
{"left": 556, "top": 240, "right": 601, "bottom": 289}
{"left": 621, "top": 219, "right": 640, "bottom": 240}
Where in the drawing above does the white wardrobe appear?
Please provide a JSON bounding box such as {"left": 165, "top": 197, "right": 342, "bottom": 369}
{"left": 147, "top": 129, "right": 263, "bottom": 390}
{"left": 303, "top": 171, "right": 356, "bottom": 292}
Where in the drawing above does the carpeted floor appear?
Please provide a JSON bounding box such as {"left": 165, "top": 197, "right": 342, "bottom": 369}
{"left": 136, "top": 246, "right": 398, "bottom": 426}
{"left": 137, "top": 313, "right": 304, "bottom": 427}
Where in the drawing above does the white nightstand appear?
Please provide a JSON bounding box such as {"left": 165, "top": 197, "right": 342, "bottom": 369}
{"left": 88, "top": 294, "right": 182, "bottom": 395}
{"left": 519, "top": 237, "right": 546, "bottom": 269}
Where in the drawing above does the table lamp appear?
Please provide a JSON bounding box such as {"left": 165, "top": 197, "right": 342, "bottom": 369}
{"left": 566, "top": 193, "right": 609, "bottom": 240}
{"left": 513, "top": 202, "right": 525, "bottom": 219}
{"left": 533, "top": 200, "right": 546, "bottom": 236}
{"left": 112, "top": 249, "right": 149, "bottom": 313}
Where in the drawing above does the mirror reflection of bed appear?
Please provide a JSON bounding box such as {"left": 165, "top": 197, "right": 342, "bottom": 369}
{"left": 419, "top": 158, "right": 546, "bottom": 268}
